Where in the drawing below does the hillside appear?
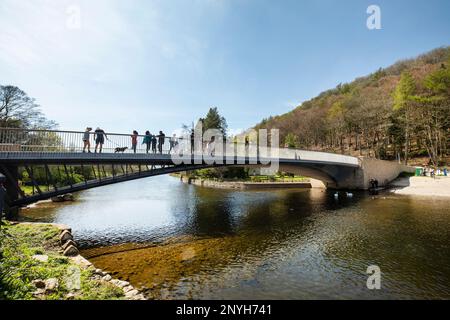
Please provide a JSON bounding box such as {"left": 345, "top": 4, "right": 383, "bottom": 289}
{"left": 254, "top": 47, "right": 450, "bottom": 166}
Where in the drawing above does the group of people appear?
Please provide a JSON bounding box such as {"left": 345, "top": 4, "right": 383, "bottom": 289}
{"left": 421, "top": 167, "right": 448, "bottom": 178}
{"left": 137, "top": 130, "right": 177, "bottom": 154}
{"left": 82, "top": 127, "right": 179, "bottom": 154}
{"left": 82, "top": 127, "right": 107, "bottom": 153}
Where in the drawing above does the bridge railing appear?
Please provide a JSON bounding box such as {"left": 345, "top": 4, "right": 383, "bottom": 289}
{"left": 0, "top": 127, "right": 360, "bottom": 166}
{"left": 0, "top": 127, "right": 175, "bottom": 154}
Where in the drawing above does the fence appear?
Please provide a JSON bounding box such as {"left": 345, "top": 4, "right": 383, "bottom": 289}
{"left": 0, "top": 128, "right": 175, "bottom": 154}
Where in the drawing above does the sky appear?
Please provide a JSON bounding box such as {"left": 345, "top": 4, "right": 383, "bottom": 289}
{"left": 0, "top": 0, "right": 449, "bottom": 134}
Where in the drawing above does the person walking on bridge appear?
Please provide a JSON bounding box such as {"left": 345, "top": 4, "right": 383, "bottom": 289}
{"left": 131, "top": 130, "right": 139, "bottom": 154}
{"left": 151, "top": 134, "right": 157, "bottom": 153}
{"left": 143, "top": 131, "right": 152, "bottom": 154}
{"left": 94, "top": 127, "right": 107, "bottom": 153}
{"left": 157, "top": 131, "right": 166, "bottom": 154}
{"left": 82, "top": 127, "right": 92, "bottom": 153}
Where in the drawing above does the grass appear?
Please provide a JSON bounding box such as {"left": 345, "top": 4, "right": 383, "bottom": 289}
{"left": 0, "top": 221, "right": 124, "bottom": 300}
{"left": 20, "top": 185, "right": 48, "bottom": 196}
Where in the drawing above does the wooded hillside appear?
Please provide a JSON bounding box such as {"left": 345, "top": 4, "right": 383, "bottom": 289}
{"left": 254, "top": 47, "right": 450, "bottom": 166}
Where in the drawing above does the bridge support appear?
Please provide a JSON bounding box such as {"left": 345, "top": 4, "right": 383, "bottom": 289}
{"left": 0, "top": 164, "right": 20, "bottom": 219}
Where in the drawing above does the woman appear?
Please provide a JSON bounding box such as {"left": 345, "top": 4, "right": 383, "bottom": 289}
{"left": 82, "top": 127, "right": 92, "bottom": 153}
{"left": 142, "top": 131, "right": 152, "bottom": 154}
{"left": 131, "top": 130, "right": 139, "bottom": 154}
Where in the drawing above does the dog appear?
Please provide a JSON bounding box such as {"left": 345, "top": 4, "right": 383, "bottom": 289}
{"left": 114, "top": 147, "right": 128, "bottom": 153}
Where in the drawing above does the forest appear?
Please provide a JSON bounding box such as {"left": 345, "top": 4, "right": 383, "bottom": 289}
{"left": 254, "top": 47, "right": 450, "bottom": 166}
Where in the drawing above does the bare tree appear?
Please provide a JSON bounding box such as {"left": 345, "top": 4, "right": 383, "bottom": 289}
{"left": 0, "top": 85, "right": 57, "bottom": 129}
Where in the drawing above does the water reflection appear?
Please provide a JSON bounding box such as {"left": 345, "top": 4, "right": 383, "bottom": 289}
{"left": 20, "top": 175, "right": 450, "bottom": 299}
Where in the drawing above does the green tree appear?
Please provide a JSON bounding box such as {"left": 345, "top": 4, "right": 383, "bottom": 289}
{"left": 284, "top": 133, "right": 299, "bottom": 148}
{"left": 203, "top": 107, "right": 228, "bottom": 135}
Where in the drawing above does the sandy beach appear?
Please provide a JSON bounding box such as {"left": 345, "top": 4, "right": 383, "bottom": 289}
{"left": 390, "top": 176, "right": 450, "bottom": 197}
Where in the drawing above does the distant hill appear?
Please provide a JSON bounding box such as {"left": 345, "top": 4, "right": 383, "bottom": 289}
{"left": 254, "top": 46, "right": 450, "bottom": 166}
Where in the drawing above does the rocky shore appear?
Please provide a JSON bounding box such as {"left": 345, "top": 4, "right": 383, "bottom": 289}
{"left": 0, "top": 222, "right": 146, "bottom": 300}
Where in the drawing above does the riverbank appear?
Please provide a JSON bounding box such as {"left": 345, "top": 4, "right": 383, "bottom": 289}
{"left": 178, "top": 175, "right": 325, "bottom": 189}
{"left": 0, "top": 221, "right": 145, "bottom": 300}
{"left": 390, "top": 176, "right": 450, "bottom": 197}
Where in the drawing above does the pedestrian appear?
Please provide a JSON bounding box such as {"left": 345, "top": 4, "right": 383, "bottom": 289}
{"left": 158, "top": 130, "right": 165, "bottom": 154}
{"left": 444, "top": 168, "right": 448, "bottom": 176}
{"left": 151, "top": 134, "right": 157, "bottom": 153}
{"left": 143, "top": 131, "right": 152, "bottom": 154}
{"left": 131, "top": 130, "right": 138, "bottom": 154}
{"left": 82, "top": 127, "right": 92, "bottom": 153}
{"left": 94, "top": 127, "right": 107, "bottom": 153}
{"left": 190, "top": 129, "right": 195, "bottom": 154}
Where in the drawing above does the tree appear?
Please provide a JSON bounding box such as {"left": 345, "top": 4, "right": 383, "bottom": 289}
{"left": 203, "top": 107, "right": 227, "bottom": 135}
{"left": 393, "top": 72, "right": 417, "bottom": 164}
{"left": 0, "top": 85, "right": 56, "bottom": 129}
{"left": 284, "top": 133, "right": 299, "bottom": 148}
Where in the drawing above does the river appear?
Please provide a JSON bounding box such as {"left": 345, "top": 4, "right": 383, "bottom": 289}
{"left": 19, "top": 175, "right": 450, "bottom": 299}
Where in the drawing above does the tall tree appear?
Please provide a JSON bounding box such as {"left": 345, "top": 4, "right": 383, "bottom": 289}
{"left": 202, "top": 107, "right": 228, "bottom": 135}
{"left": 393, "top": 72, "right": 417, "bottom": 164}
{"left": 0, "top": 85, "right": 56, "bottom": 129}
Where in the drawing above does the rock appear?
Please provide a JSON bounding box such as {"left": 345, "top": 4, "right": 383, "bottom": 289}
{"left": 63, "top": 245, "right": 79, "bottom": 257}
{"left": 45, "top": 278, "right": 59, "bottom": 292}
{"left": 59, "top": 230, "right": 73, "bottom": 245}
{"left": 66, "top": 293, "right": 76, "bottom": 300}
{"left": 33, "top": 288, "right": 46, "bottom": 296}
{"left": 51, "top": 194, "right": 74, "bottom": 202}
{"left": 63, "top": 194, "right": 74, "bottom": 201}
{"left": 102, "top": 274, "right": 112, "bottom": 281}
{"left": 32, "top": 254, "right": 49, "bottom": 263}
{"left": 32, "top": 279, "right": 46, "bottom": 289}
{"left": 123, "top": 285, "right": 134, "bottom": 293}
{"left": 51, "top": 195, "right": 65, "bottom": 202}
{"left": 94, "top": 268, "right": 105, "bottom": 276}
{"left": 117, "top": 280, "right": 130, "bottom": 288}
{"left": 62, "top": 240, "right": 77, "bottom": 250}
{"left": 125, "top": 289, "right": 139, "bottom": 297}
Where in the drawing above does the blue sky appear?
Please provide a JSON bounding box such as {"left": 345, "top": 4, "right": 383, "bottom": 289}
{"left": 0, "top": 0, "right": 449, "bottom": 134}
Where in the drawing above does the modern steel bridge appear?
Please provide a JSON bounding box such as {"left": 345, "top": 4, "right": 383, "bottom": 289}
{"left": 0, "top": 127, "right": 412, "bottom": 214}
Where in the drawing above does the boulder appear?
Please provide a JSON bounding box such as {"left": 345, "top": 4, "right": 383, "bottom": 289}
{"left": 125, "top": 289, "right": 139, "bottom": 297}
{"left": 123, "top": 285, "right": 135, "bottom": 293}
{"left": 45, "top": 278, "right": 59, "bottom": 292}
{"left": 32, "top": 254, "right": 49, "bottom": 263}
{"left": 63, "top": 245, "right": 79, "bottom": 257}
{"left": 59, "top": 230, "right": 73, "bottom": 245}
{"left": 63, "top": 194, "right": 74, "bottom": 201}
{"left": 62, "top": 239, "right": 77, "bottom": 250}
{"left": 102, "top": 274, "right": 112, "bottom": 281}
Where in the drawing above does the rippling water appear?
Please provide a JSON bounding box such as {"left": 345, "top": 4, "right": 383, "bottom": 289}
{"left": 20, "top": 175, "right": 450, "bottom": 299}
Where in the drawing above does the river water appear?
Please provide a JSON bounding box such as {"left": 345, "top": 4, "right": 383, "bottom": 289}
{"left": 20, "top": 175, "right": 450, "bottom": 299}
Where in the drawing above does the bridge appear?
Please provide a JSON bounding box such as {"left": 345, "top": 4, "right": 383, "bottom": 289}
{"left": 0, "top": 127, "right": 414, "bottom": 215}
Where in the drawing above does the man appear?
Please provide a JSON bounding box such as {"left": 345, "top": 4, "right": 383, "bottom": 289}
{"left": 157, "top": 130, "right": 165, "bottom": 154}
{"left": 94, "top": 127, "right": 107, "bottom": 153}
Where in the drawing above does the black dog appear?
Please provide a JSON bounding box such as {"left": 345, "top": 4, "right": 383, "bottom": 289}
{"left": 114, "top": 147, "right": 128, "bottom": 153}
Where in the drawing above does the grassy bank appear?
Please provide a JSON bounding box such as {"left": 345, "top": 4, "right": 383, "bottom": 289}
{"left": 0, "top": 222, "right": 125, "bottom": 300}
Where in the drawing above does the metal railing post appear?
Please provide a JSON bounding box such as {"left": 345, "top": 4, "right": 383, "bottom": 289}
{"left": 0, "top": 173, "right": 6, "bottom": 227}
